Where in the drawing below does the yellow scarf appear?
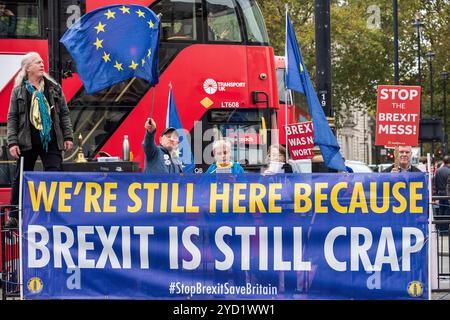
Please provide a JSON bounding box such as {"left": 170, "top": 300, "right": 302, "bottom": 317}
{"left": 29, "top": 79, "right": 51, "bottom": 130}
{"left": 216, "top": 162, "right": 233, "bottom": 169}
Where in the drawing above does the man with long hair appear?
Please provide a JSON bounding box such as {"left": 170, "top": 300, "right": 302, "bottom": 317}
{"left": 6, "top": 52, "right": 73, "bottom": 228}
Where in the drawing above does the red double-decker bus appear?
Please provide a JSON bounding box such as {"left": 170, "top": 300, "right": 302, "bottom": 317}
{"left": 0, "top": 0, "right": 285, "bottom": 204}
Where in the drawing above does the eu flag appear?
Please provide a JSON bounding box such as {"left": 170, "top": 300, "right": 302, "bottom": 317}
{"left": 285, "top": 12, "right": 346, "bottom": 172}
{"left": 60, "top": 5, "right": 160, "bottom": 94}
{"left": 166, "top": 86, "right": 195, "bottom": 173}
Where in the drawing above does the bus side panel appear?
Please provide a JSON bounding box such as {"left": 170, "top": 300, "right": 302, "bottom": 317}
{"left": 246, "top": 46, "right": 279, "bottom": 110}
{"left": 0, "top": 39, "right": 48, "bottom": 123}
{"left": 98, "top": 44, "right": 277, "bottom": 168}
{"left": 86, "top": 0, "right": 155, "bottom": 12}
{"left": 0, "top": 188, "right": 11, "bottom": 206}
{"left": 61, "top": 74, "right": 83, "bottom": 102}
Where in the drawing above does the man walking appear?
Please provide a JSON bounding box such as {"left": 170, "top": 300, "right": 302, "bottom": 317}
{"left": 434, "top": 155, "right": 450, "bottom": 216}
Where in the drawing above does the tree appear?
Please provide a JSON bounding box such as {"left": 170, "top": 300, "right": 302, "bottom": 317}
{"left": 259, "top": 0, "right": 450, "bottom": 131}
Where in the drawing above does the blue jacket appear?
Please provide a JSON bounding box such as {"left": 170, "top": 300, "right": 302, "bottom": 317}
{"left": 142, "top": 131, "right": 183, "bottom": 174}
{"left": 206, "top": 162, "right": 245, "bottom": 174}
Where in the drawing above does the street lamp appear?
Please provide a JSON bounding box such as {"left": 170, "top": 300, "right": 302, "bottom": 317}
{"left": 393, "top": 0, "right": 399, "bottom": 84}
{"left": 442, "top": 69, "right": 449, "bottom": 154}
{"left": 426, "top": 51, "right": 435, "bottom": 155}
{"left": 413, "top": 12, "right": 424, "bottom": 153}
{"left": 426, "top": 51, "right": 435, "bottom": 114}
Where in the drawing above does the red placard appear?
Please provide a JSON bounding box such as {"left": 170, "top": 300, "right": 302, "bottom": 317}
{"left": 284, "top": 122, "right": 314, "bottom": 160}
{"left": 375, "top": 85, "right": 421, "bottom": 147}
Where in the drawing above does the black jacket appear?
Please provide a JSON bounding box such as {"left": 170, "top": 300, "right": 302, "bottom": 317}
{"left": 435, "top": 165, "right": 450, "bottom": 196}
{"left": 7, "top": 77, "right": 73, "bottom": 152}
{"left": 383, "top": 164, "right": 422, "bottom": 173}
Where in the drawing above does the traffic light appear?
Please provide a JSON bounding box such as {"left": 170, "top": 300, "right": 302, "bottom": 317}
{"left": 387, "top": 152, "right": 394, "bottom": 159}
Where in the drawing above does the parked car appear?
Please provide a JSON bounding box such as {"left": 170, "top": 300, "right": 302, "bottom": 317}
{"left": 345, "top": 160, "right": 373, "bottom": 173}
{"left": 287, "top": 159, "right": 374, "bottom": 173}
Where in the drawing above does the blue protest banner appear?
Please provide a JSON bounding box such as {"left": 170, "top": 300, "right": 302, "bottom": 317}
{"left": 22, "top": 172, "right": 428, "bottom": 299}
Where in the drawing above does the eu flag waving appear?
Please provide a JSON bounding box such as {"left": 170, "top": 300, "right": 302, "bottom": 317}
{"left": 60, "top": 5, "right": 160, "bottom": 94}
{"left": 285, "top": 12, "right": 345, "bottom": 172}
{"left": 166, "top": 86, "right": 195, "bottom": 173}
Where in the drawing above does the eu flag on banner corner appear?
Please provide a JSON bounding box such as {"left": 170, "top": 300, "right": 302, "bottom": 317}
{"left": 60, "top": 4, "right": 160, "bottom": 94}
{"left": 166, "top": 86, "right": 195, "bottom": 173}
{"left": 285, "top": 13, "right": 345, "bottom": 172}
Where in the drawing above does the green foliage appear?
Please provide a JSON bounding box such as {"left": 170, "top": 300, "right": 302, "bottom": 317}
{"left": 259, "top": 0, "right": 450, "bottom": 129}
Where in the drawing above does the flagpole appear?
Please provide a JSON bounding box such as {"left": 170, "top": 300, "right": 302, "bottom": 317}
{"left": 166, "top": 82, "right": 173, "bottom": 128}
{"left": 115, "top": 77, "right": 136, "bottom": 102}
{"left": 285, "top": 89, "right": 290, "bottom": 161}
{"left": 149, "top": 12, "right": 162, "bottom": 119}
{"left": 427, "top": 153, "right": 433, "bottom": 300}
{"left": 285, "top": 3, "right": 289, "bottom": 161}
{"left": 149, "top": 87, "right": 156, "bottom": 118}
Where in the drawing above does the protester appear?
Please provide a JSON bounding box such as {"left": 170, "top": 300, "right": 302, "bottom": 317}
{"left": 383, "top": 146, "right": 421, "bottom": 172}
{"left": 434, "top": 155, "right": 450, "bottom": 216}
{"left": 206, "top": 139, "right": 244, "bottom": 173}
{"left": 142, "top": 117, "right": 183, "bottom": 173}
{"left": 263, "top": 144, "right": 293, "bottom": 174}
{"left": 6, "top": 52, "right": 74, "bottom": 228}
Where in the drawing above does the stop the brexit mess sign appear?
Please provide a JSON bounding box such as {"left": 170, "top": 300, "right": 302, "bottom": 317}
{"left": 375, "top": 85, "right": 421, "bottom": 147}
{"left": 284, "top": 122, "right": 314, "bottom": 160}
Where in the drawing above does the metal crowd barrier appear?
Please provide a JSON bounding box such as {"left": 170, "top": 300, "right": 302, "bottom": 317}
{"left": 1, "top": 206, "right": 20, "bottom": 300}
{"left": 431, "top": 195, "right": 450, "bottom": 293}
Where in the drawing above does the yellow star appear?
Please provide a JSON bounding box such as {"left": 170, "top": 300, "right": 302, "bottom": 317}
{"left": 119, "top": 6, "right": 130, "bottom": 14}
{"left": 102, "top": 52, "right": 111, "bottom": 63}
{"left": 147, "top": 48, "right": 151, "bottom": 57}
{"left": 104, "top": 9, "right": 116, "bottom": 19}
{"left": 147, "top": 20, "right": 154, "bottom": 29}
{"left": 129, "top": 60, "right": 138, "bottom": 70}
{"left": 93, "top": 38, "right": 103, "bottom": 50}
{"left": 136, "top": 9, "right": 145, "bottom": 18}
{"left": 94, "top": 21, "right": 106, "bottom": 34}
{"left": 141, "top": 58, "right": 146, "bottom": 66}
{"left": 114, "top": 61, "right": 123, "bottom": 71}
{"left": 299, "top": 63, "right": 304, "bottom": 73}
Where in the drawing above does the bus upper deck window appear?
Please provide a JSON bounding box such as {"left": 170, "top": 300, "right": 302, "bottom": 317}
{"left": 0, "top": 2, "right": 17, "bottom": 36}
{"left": 0, "top": 1, "right": 39, "bottom": 38}
{"left": 154, "top": 0, "right": 200, "bottom": 42}
{"left": 207, "top": 0, "right": 242, "bottom": 42}
{"left": 236, "top": 0, "right": 269, "bottom": 44}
